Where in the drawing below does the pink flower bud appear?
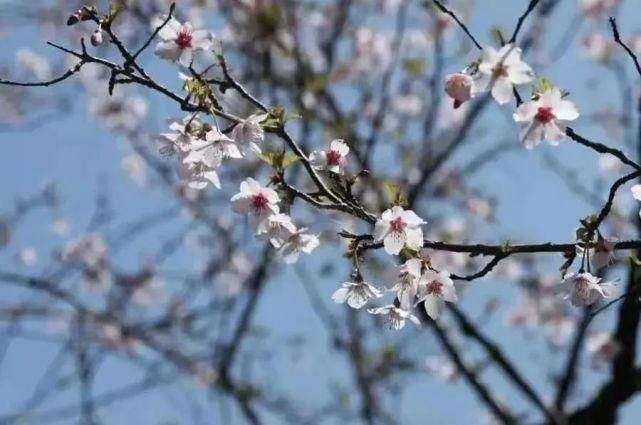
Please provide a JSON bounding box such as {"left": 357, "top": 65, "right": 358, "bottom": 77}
{"left": 91, "top": 30, "right": 104, "bottom": 46}
{"left": 445, "top": 73, "right": 474, "bottom": 109}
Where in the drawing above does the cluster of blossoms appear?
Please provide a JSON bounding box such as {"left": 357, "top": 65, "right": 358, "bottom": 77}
{"left": 142, "top": 5, "right": 625, "bottom": 331}
{"left": 231, "top": 178, "right": 320, "bottom": 263}
{"left": 444, "top": 43, "right": 580, "bottom": 149}
{"left": 332, "top": 255, "right": 458, "bottom": 329}
{"left": 158, "top": 113, "right": 320, "bottom": 264}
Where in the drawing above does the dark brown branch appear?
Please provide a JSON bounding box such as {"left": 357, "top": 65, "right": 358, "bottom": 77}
{"left": 609, "top": 17, "right": 641, "bottom": 78}
{"left": 0, "top": 61, "right": 85, "bottom": 87}
{"left": 566, "top": 127, "right": 641, "bottom": 172}
{"left": 509, "top": 0, "right": 542, "bottom": 44}
{"left": 432, "top": 0, "right": 482, "bottom": 50}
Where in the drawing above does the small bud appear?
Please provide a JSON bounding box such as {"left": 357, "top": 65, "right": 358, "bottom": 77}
{"left": 445, "top": 73, "right": 474, "bottom": 109}
{"left": 67, "top": 13, "right": 80, "bottom": 26}
{"left": 91, "top": 30, "right": 104, "bottom": 46}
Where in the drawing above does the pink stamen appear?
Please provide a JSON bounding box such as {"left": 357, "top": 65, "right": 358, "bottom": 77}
{"left": 252, "top": 192, "right": 269, "bottom": 211}
{"left": 326, "top": 150, "right": 342, "bottom": 166}
{"left": 535, "top": 106, "right": 556, "bottom": 124}
{"left": 176, "top": 27, "right": 193, "bottom": 49}
{"left": 426, "top": 280, "right": 443, "bottom": 295}
{"left": 390, "top": 217, "right": 407, "bottom": 233}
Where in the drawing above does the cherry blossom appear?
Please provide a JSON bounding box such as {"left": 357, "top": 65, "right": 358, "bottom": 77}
{"left": 231, "top": 178, "right": 280, "bottom": 233}
{"left": 153, "top": 17, "right": 214, "bottom": 67}
{"left": 263, "top": 213, "right": 297, "bottom": 248}
{"left": 560, "top": 272, "right": 618, "bottom": 307}
{"left": 332, "top": 277, "right": 383, "bottom": 309}
{"left": 373, "top": 206, "right": 425, "bottom": 255}
{"left": 368, "top": 305, "right": 420, "bottom": 330}
{"left": 445, "top": 73, "right": 475, "bottom": 109}
{"left": 577, "top": 236, "right": 617, "bottom": 270}
{"left": 477, "top": 43, "right": 534, "bottom": 105}
{"left": 157, "top": 116, "right": 201, "bottom": 155}
{"left": 513, "top": 87, "right": 579, "bottom": 149}
{"left": 586, "top": 332, "right": 621, "bottom": 366}
{"left": 416, "top": 269, "right": 458, "bottom": 320}
{"left": 390, "top": 258, "right": 422, "bottom": 309}
{"left": 309, "top": 139, "right": 350, "bottom": 174}
{"left": 579, "top": 0, "right": 620, "bottom": 19}
{"left": 231, "top": 113, "right": 268, "bottom": 155}
{"left": 279, "top": 228, "right": 320, "bottom": 264}
{"left": 181, "top": 156, "right": 221, "bottom": 189}
{"left": 185, "top": 127, "right": 242, "bottom": 165}
{"left": 582, "top": 34, "right": 617, "bottom": 62}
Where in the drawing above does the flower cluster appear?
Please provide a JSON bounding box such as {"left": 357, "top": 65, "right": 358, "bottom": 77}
{"left": 332, "top": 257, "right": 457, "bottom": 329}
{"left": 443, "top": 43, "right": 580, "bottom": 149}
{"left": 231, "top": 178, "right": 320, "bottom": 263}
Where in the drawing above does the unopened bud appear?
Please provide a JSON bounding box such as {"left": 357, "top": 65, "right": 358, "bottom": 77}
{"left": 91, "top": 30, "right": 104, "bottom": 46}
{"left": 445, "top": 73, "right": 474, "bottom": 109}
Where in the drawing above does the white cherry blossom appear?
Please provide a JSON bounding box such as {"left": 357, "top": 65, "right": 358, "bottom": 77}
{"left": 579, "top": 0, "right": 620, "bottom": 19}
{"left": 586, "top": 332, "right": 621, "bottom": 366}
{"left": 184, "top": 127, "right": 242, "bottom": 166}
{"left": 279, "top": 228, "right": 320, "bottom": 263}
{"left": 231, "top": 113, "right": 268, "bottom": 155}
{"left": 309, "top": 139, "right": 350, "bottom": 174}
{"left": 332, "top": 278, "right": 383, "bottom": 309}
{"left": 157, "top": 116, "right": 201, "bottom": 155}
{"left": 181, "top": 156, "right": 221, "bottom": 189}
{"left": 560, "top": 272, "right": 618, "bottom": 307}
{"left": 230, "top": 178, "right": 280, "bottom": 233}
{"left": 513, "top": 87, "right": 579, "bottom": 149}
{"left": 477, "top": 43, "right": 534, "bottom": 105}
{"left": 263, "top": 213, "right": 297, "bottom": 248}
{"left": 390, "top": 258, "right": 422, "bottom": 309}
{"left": 416, "top": 269, "right": 458, "bottom": 320}
{"left": 577, "top": 237, "right": 617, "bottom": 270}
{"left": 373, "top": 206, "right": 425, "bottom": 255}
{"left": 153, "top": 17, "right": 214, "bottom": 67}
{"left": 368, "top": 305, "right": 420, "bottom": 330}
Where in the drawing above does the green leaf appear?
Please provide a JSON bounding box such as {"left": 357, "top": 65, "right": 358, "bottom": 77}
{"left": 283, "top": 112, "right": 302, "bottom": 122}
{"left": 384, "top": 182, "right": 407, "bottom": 207}
{"left": 281, "top": 152, "right": 301, "bottom": 169}
{"left": 108, "top": 1, "right": 125, "bottom": 23}
{"left": 258, "top": 151, "right": 283, "bottom": 168}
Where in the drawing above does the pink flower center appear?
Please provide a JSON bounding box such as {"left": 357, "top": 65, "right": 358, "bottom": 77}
{"left": 176, "top": 28, "right": 193, "bottom": 49}
{"left": 390, "top": 217, "right": 407, "bottom": 233}
{"left": 252, "top": 192, "right": 269, "bottom": 211}
{"left": 326, "top": 149, "right": 342, "bottom": 166}
{"left": 426, "top": 280, "right": 443, "bottom": 295}
{"left": 492, "top": 64, "right": 509, "bottom": 78}
{"left": 535, "top": 106, "right": 556, "bottom": 124}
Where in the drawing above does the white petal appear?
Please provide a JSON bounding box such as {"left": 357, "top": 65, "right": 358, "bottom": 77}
{"left": 491, "top": 79, "right": 514, "bottom": 105}
{"left": 373, "top": 220, "right": 390, "bottom": 242}
{"left": 155, "top": 41, "right": 182, "bottom": 62}
{"left": 404, "top": 227, "right": 424, "bottom": 251}
{"left": 331, "top": 287, "right": 350, "bottom": 304}
{"left": 544, "top": 122, "right": 567, "bottom": 145}
{"left": 424, "top": 295, "right": 443, "bottom": 320}
{"left": 384, "top": 231, "right": 405, "bottom": 255}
